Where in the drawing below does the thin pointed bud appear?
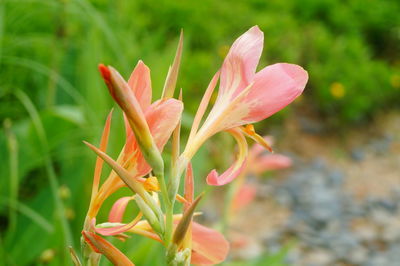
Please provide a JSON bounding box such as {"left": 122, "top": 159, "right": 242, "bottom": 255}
{"left": 183, "top": 163, "right": 194, "bottom": 211}
{"left": 135, "top": 195, "right": 163, "bottom": 235}
{"left": 90, "top": 109, "right": 113, "bottom": 204}
{"left": 188, "top": 71, "right": 220, "bottom": 144}
{"left": 240, "top": 124, "right": 273, "bottom": 152}
{"left": 171, "top": 89, "right": 182, "bottom": 166}
{"left": 98, "top": 64, "right": 164, "bottom": 176}
{"left": 172, "top": 193, "right": 203, "bottom": 247}
{"left": 162, "top": 29, "right": 183, "bottom": 99}
{"left": 83, "top": 141, "right": 147, "bottom": 198}
{"left": 81, "top": 231, "right": 135, "bottom": 266}
{"left": 69, "top": 246, "right": 82, "bottom": 266}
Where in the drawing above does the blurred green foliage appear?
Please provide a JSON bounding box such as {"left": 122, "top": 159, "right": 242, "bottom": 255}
{"left": 0, "top": 0, "right": 399, "bottom": 265}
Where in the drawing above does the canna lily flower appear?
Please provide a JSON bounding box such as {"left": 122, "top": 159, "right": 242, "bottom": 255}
{"left": 86, "top": 61, "right": 183, "bottom": 219}
{"left": 182, "top": 25, "right": 308, "bottom": 186}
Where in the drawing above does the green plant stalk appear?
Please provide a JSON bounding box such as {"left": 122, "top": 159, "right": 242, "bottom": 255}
{"left": 165, "top": 158, "right": 188, "bottom": 265}
{"left": 158, "top": 171, "right": 173, "bottom": 247}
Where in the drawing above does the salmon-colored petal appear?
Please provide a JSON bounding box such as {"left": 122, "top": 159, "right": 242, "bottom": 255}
{"left": 243, "top": 63, "right": 308, "bottom": 123}
{"left": 191, "top": 222, "right": 229, "bottom": 265}
{"left": 147, "top": 99, "right": 183, "bottom": 150}
{"left": 251, "top": 154, "right": 292, "bottom": 174}
{"left": 206, "top": 128, "right": 248, "bottom": 186}
{"left": 108, "top": 196, "right": 135, "bottom": 223}
{"left": 81, "top": 231, "right": 135, "bottom": 266}
{"left": 134, "top": 98, "right": 184, "bottom": 176}
{"left": 219, "top": 26, "right": 263, "bottom": 99}
{"left": 232, "top": 184, "right": 257, "bottom": 211}
{"left": 95, "top": 212, "right": 143, "bottom": 236}
{"left": 128, "top": 60, "right": 152, "bottom": 111}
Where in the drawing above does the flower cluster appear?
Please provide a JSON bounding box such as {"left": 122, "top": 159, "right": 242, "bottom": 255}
{"left": 74, "top": 26, "right": 308, "bottom": 266}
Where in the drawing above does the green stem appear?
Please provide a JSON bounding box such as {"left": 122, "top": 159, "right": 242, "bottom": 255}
{"left": 158, "top": 171, "right": 173, "bottom": 246}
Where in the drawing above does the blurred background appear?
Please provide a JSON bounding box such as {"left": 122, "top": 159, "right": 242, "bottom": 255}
{"left": 0, "top": 0, "right": 399, "bottom": 265}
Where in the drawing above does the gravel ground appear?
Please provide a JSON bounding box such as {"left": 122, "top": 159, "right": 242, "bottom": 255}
{"left": 229, "top": 112, "right": 400, "bottom": 266}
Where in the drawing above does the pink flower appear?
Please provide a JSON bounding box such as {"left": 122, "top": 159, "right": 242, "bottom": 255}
{"left": 184, "top": 26, "right": 308, "bottom": 186}
{"left": 87, "top": 61, "right": 183, "bottom": 218}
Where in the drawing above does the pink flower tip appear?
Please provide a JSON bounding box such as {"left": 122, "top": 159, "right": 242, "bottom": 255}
{"left": 279, "top": 63, "right": 309, "bottom": 92}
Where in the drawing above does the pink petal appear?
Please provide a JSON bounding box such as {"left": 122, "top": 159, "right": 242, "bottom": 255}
{"left": 124, "top": 98, "right": 183, "bottom": 176}
{"left": 128, "top": 60, "right": 152, "bottom": 111}
{"left": 122, "top": 113, "right": 138, "bottom": 160}
{"left": 243, "top": 63, "right": 308, "bottom": 123}
{"left": 108, "top": 196, "right": 134, "bottom": 223}
{"left": 219, "top": 26, "right": 263, "bottom": 98}
{"left": 232, "top": 184, "right": 257, "bottom": 211}
{"left": 206, "top": 128, "right": 248, "bottom": 186}
{"left": 191, "top": 222, "right": 230, "bottom": 265}
{"left": 146, "top": 99, "right": 183, "bottom": 151}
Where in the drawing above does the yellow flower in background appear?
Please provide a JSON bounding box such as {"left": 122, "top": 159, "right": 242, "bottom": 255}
{"left": 390, "top": 74, "right": 400, "bottom": 89}
{"left": 330, "top": 82, "right": 345, "bottom": 99}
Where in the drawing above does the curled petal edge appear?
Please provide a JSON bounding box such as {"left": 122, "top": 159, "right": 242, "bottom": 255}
{"left": 108, "top": 196, "right": 135, "bottom": 223}
{"left": 206, "top": 128, "right": 248, "bottom": 186}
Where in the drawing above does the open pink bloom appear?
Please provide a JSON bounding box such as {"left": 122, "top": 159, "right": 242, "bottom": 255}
{"left": 88, "top": 61, "right": 183, "bottom": 218}
{"left": 184, "top": 26, "right": 308, "bottom": 186}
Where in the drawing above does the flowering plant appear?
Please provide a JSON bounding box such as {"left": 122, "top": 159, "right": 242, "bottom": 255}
{"left": 71, "top": 26, "right": 308, "bottom": 265}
